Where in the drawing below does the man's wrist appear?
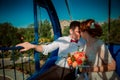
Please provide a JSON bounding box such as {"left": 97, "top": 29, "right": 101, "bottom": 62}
{"left": 32, "top": 44, "right": 37, "bottom": 49}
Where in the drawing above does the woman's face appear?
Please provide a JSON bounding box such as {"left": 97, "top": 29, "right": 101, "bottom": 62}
{"left": 80, "top": 31, "right": 86, "bottom": 40}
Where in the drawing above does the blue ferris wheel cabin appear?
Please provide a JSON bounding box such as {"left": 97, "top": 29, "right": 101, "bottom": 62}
{"left": 0, "top": 0, "right": 120, "bottom": 80}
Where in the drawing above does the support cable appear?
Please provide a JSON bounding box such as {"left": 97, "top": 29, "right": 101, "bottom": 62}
{"left": 65, "top": 0, "right": 72, "bottom": 21}
{"left": 108, "top": 0, "right": 111, "bottom": 44}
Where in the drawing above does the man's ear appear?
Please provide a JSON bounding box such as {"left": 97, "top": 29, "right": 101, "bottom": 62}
{"left": 69, "top": 29, "right": 73, "bottom": 34}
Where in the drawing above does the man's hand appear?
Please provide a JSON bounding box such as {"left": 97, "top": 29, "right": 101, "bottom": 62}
{"left": 16, "top": 42, "right": 35, "bottom": 52}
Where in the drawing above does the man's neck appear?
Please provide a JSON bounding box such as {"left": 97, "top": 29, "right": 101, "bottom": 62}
{"left": 69, "top": 35, "right": 78, "bottom": 41}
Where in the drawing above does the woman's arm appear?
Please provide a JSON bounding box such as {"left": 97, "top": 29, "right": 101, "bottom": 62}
{"left": 90, "top": 59, "right": 115, "bottom": 72}
{"left": 81, "top": 59, "right": 116, "bottom": 72}
{"left": 81, "top": 44, "right": 116, "bottom": 72}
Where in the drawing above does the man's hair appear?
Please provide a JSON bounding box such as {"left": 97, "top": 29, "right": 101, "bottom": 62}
{"left": 69, "top": 21, "right": 80, "bottom": 30}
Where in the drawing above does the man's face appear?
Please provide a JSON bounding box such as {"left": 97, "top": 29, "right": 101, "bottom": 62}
{"left": 70, "top": 27, "right": 81, "bottom": 40}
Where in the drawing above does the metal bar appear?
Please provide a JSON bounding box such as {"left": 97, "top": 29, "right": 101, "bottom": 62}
{"left": 0, "top": 46, "right": 26, "bottom": 80}
{"left": 65, "top": 0, "right": 72, "bottom": 21}
{"left": 1, "top": 51, "right": 5, "bottom": 80}
{"left": 33, "top": 0, "right": 40, "bottom": 71}
{"left": 108, "top": 0, "right": 111, "bottom": 43}
{"left": 20, "top": 53, "right": 24, "bottom": 80}
{"left": 0, "top": 46, "right": 24, "bottom": 50}
{"left": 12, "top": 50, "right": 17, "bottom": 80}
{"left": 28, "top": 51, "right": 32, "bottom": 75}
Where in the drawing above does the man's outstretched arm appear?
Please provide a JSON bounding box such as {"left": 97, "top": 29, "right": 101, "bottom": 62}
{"left": 16, "top": 42, "right": 43, "bottom": 52}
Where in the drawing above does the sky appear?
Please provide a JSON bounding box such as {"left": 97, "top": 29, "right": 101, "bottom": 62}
{"left": 0, "top": 0, "right": 120, "bottom": 28}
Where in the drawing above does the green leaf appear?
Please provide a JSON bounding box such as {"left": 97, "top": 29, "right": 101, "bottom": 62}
{"left": 71, "top": 55, "right": 75, "bottom": 62}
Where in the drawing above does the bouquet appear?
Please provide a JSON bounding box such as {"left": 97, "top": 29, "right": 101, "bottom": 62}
{"left": 67, "top": 51, "right": 88, "bottom": 68}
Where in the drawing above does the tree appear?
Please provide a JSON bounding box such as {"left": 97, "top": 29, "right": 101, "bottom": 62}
{"left": 39, "top": 19, "right": 52, "bottom": 38}
{"left": 62, "top": 26, "right": 69, "bottom": 36}
{"left": 23, "top": 27, "right": 34, "bottom": 42}
{"left": 0, "top": 23, "right": 23, "bottom": 47}
{"left": 109, "top": 18, "right": 120, "bottom": 43}
{"left": 100, "top": 17, "right": 120, "bottom": 43}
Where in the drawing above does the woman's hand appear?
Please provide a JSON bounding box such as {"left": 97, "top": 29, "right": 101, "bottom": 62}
{"left": 80, "top": 66, "right": 91, "bottom": 72}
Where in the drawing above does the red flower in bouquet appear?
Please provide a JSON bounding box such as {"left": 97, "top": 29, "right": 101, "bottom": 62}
{"left": 67, "top": 51, "right": 88, "bottom": 68}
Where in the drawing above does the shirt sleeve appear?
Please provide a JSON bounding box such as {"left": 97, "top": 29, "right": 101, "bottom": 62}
{"left": 42, "top": 39, "right": 59, "bottom": 55}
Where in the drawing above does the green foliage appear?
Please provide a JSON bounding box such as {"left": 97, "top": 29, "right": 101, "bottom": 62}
{"left": 62, "top": 26, "right": 69, "bottom": 36}
{"left": 100, "top": 22, "right": 109, "bottom": 42}
{"left": 71, "top": 55, "right": 75, "bottom": 62}
{"left": 67, "top": 53, "right": 71, "bottom": 57}
{"left": 109, "top": 18, "right": 120, "bottom": 43}
{"left": 16, "top": 25, "right": 35, "bottom": 42}
{"left": 100, "top": 17, "right": 120, "bottom": 43}
{"left": 19, "top": 19, "right": 53, "bottom": 42}
{"left": 39, "top": 19, "right": 52, "bottom": 38}
{"left": 10, "top": 50, "right": 21, "bottom": 61}
{"left": 24, "top": 27, "right": 34, "bottom": 42}
{"left": 0, "top": 23, "right": 23, "bottom": 47}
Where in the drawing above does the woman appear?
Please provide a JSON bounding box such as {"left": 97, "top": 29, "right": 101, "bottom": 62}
{"left": 79, "top": 19, "right": 120, "bottom": 80}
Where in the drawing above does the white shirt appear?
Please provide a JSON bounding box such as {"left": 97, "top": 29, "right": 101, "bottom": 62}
{"left": 42, "top": 36, "right": 85, "bottom": 68}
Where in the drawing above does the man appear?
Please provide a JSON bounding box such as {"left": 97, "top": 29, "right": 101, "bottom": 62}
{"left": 16, "top": 21, "right": 85, "bottom": 80}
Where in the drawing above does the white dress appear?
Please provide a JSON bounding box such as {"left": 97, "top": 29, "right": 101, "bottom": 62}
{"left": 77, "top": 39, "right": 120, "bottom": 80}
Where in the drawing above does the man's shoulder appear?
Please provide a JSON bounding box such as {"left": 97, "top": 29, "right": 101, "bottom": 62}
{"left": 58, "top": 36, "right": 70, "bottom": 40}
{"left": 56, "top": 36, "right": 70, "bottom": 42}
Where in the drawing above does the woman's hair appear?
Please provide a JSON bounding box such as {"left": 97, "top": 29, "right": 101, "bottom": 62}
{"left": 80, "top": 19, "right": 103, "bottom": 37}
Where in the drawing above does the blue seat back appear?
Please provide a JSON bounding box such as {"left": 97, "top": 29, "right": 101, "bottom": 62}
{"left": 108, "top": 43, "right": 120, "bottom": 76}
{"left": 38, "top": 48, "right": 59, "bottom": 75}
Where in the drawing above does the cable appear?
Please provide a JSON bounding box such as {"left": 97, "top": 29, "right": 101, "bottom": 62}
{"left": 65, "top": 0, "right": 72, "bottom": 21}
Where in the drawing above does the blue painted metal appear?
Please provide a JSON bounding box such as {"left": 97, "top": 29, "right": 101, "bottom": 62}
{"left": 36, "top": 0, "right": 62, "bottom": 40}
{"left": 28, "top": 0, "right": 120, "bottom": 79}
{"left": 12, "top": 50, "right": 17, "bottom": 80}
{"left": 33, "top": 0, "right": 40, "bottom": 72}
{"left": 0, "top": 46, "right": 24, "bottom": 50}
{"left": 27, "top": 0, "right": 62, "bottom": 79}
{"left": 37, "top": 0, "right": 62, "bottom": 73}
{"left": 1, "top": 48, "right": 5, "bottom": 80}
{"left": 20, "top": 53, "right": 25, "bottom": 80}
{"left": 38, "top": 48, "right": 59, "bottom": 75}
{"left": 1, "top": 0, "right": 120, "bottom": 79}
{"left": 108, "top": 44, "right": 120, "bottom": 76}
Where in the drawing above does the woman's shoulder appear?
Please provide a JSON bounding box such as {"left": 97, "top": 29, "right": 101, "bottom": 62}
{"left": 96, "top": 39, "right": 104, "bottom": 45}
{"left": 95, "top": 39, "right": 106, "bottom": 48}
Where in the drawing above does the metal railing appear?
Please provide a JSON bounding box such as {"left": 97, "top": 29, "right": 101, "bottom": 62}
{"left": 0, "top": 46, "right": 34, "bottom": 80}
{"left": 0, "top": 44, "right": 120, "bottom": 80}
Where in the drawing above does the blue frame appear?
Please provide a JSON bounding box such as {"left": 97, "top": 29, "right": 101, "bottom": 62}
{"left": 27, "top": 0, "right": 120, "bottom": 79}
{"left": 27, "top": 0, "right": 62, "bottom": 79}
